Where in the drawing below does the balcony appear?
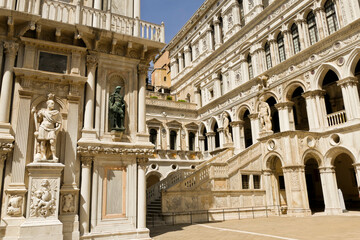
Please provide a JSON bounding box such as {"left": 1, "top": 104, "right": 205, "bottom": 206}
{"left": 1, "top": 0, "right": 165, "bottom": 43}
{"left": 327, "top": 110, "right": 347, "bottom": 127}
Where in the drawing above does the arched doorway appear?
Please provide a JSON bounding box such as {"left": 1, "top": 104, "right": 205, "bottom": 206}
{"left": 305, "top": 158, "right": 324, "bottom": 212}
{"left": 147, "top": 173, "right": 161, "bottom": 189}
{"left": 291, "top": 87, "right": 309, "bottom": 131}
{"left": 266, "top": 97, "right": 280, "bottom": 133}
{"left": 268, "top": 156, "right": 287, "bottom": 212}
{"left": 334, "top": 153, "right": 359, "bottom": 210}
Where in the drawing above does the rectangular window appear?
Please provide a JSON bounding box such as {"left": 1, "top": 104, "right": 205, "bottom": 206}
{"left": 278, "top": 175, "right": 285, "bottom": 190}
{"left": 102, "top": 167, "right": 126, "bottom": 219}
{"left": 38, "top": 52, "right": 67, "bottom": 74}
{"left": 253, "top": 175, "right": 261, "bottom": 189}
{"left": 164, "top": 76, "right": 167, "bottom": 82}
{"left": 242, "top": 175, "right": 249, "bottom": 189}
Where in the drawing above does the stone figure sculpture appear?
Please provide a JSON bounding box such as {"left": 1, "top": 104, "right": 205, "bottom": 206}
{"left": 7, "top": 195, "right": 22, "bottom": 216}
{"left": 30, "top": 179, "right": 56, "bottom": 217}
{"left": 62, "top": 194, "right": 75, "bottom": 213}
{"left": 32, "top": 93, "right": 62, "bottom": 162}
{"left": 222, "top": 113, "right": 232, "bottom": 144}
{"left": 109, "top": 86, "right": 125, "bottom": 131}
{"left": 258, "top": 97, "right": 272, "bottom": 131}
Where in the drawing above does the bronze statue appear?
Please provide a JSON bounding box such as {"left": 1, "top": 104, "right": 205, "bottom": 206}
{"left": 109, "top": 86, "right": 125, "bottom": 131}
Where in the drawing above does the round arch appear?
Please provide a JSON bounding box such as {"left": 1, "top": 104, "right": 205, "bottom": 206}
{"left": 236, "top": 104, "right": 252, "bottom": 121}
{"left": 314, "top": 63, "right": 343, "bottom": 89}
{"left": 209, "top": 116, "right": 219, "bottom": 130}
{"left": 284, "top": 81, "right": 307, "bottom": 101}
{"left": 324, "top": 146, "right": 357, "bottom": 166}
{"left": 302, "top": 149, "right": 324, "bottom": 167}
{"left": 263, "top": 151, "right": 285, "bottom": 170}
{"left": 346, "top": 47, "right": 360, "bottom": 77}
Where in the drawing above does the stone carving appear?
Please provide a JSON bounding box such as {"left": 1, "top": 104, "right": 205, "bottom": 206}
{"left": 7, "top": 195, "right": 22, "bottom": 216}
{"left": 30, "top": 179, "right": 56, "bottom": 218}
{"left": 109, "top": 86, "right": 126, "bottom": 131}
{"left": 32, "top": 93, "right": 62, "bottom": 162}
{"left": 62, "top": 194, "right": 75, "bottom": 213}
{"left": 258, "top": 97, "right": 272, "bottom": 132}
{"left": 222, "top": 112, "right": 232, "bottom": 144}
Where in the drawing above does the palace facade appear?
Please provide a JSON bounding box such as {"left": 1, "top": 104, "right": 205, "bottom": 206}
{"left": 146, "top": 0, "right": 360, "bottom": 221}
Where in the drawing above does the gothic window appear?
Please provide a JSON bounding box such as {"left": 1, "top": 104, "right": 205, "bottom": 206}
{"left": 247, "top": 54, "right": 254, "bottom": 80}
{"left": 189, "top": 132, "right": 195, "bottom": 151}
{"left": 149, "top": 129, "right": 157, "bottom": 146}
{"left": 307, "top": 11, "right": 318, "bottom": 45}
{"left": 325, "top": 0, "right": 339, "bottom": 35}
{"left": 277, "top": 33, "right": 286, "bottom": 62}
{"left": 170, "top": 130, "right": 177, "bottom": 150}
{"left": 291, "top": 23, "right": 301, "bottom": 54}
{"left": 242, "top": 175, "right": 249, "bottom": 189}
{"left": 265, "top": 42, "right": 272, "bottom": 69}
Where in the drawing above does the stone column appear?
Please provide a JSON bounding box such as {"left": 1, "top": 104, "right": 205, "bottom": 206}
{"left": 184, "top": 45, "right": 192, "bottom": 68}
{"left": 137, "top": 160, "right": 147, "bottom": 229}
{"left": 134, "top": 0, "right": 140, "bottom": 18}
{"left": 195, "top": 88, "right": 202, "bottom": 108}
{"left": 337, "top": 77, "right": 360, "bottom": 120}
{"left": 231, "top": 0, "right": 242, "bottom": 29}
{"left": 79, "top": 156, "right": 93, "bottom": 235}
{"left": 282, "top": 29, "right": 292, "bottom": 58}
{"left": 268, "top": 36, "right": 278, "bottom": 66}
{"left": 275, "top": 102, "right": 295, "bottom": 132}
{"left": 177, "top": 53, "right": 184, "bottom": 73}
{"left": 239, "top": 54, "right": 249, "bottom": 83}
{"left": 319, "top": 167, "right": 342, "bottom": 215}
{"left": 218, "top": 128, "right": 224, "bottom": 148}
{"left": 213, "top": 73, "right": 222, "bottom": 98}
{"left": 206, "top": 24, "right": 215, "bottom": 51}
{"left": 314, "top": 7, "right": 326, "bottom": 40}
{"left": 302, "top": 90, "right": 327, "bottom": 129}
{"left": 231, "top": 120, "right": 242, "bottom": 154}
{"left": 249, "top": 113, "right": 260, "bottom": 143}
{"left": 82, "top": 55, "right": 98, "bottom": 138}
{"left": 263, "top": 170, "right": 275, "bottom": 210}
{"left": 156, "top": 128, "right": 161, "bottom": 149}
{"left": 0, "top": 42, "right": 19, "bottom": 123}
{"left": 138, "top": 64, "right": 148, "bottom": 135}
{"left": 166, "top": 127, "right": 170, "bottom": 150}
{"left": 353, "top": 163, "right": 360, "bottom": 188}
{"left": 333, "top": 0, "right": 345, "bottom": 28}
{"left": 170, "top": 58, "right": 178, "bottom": 78}
{"left": 206, "top": 132, "right": 215, "bottom": 152}
{"left": 0, "top": 153, "right": 7, "bottom": 201}
{"left": 195, "top": 131, "right": 199, "bottom": 151}
{"left": 213, "top": 16, "right": 222, "bottom": 49}
{"left": 296, "top": 18, "right": 307, "bottom": 50}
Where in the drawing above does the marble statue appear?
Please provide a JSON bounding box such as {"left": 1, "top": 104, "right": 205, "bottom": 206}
{"left": 109, "top": 86, "right": 125, "bottom": 131}
{"left": 222, "top": 112, "right": 232, "bottom": 144}
{"left": 258, "top": 97, "right": 272, "bottom": 131}
{"left": 32, "top": 93, "right": 62, "bottom": 162}
{"left": 30, "top": 179, "right": 56, "bottom": 217}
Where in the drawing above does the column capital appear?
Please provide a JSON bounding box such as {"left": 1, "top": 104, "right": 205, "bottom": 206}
{"left": 313, "top": 6, "right": 325, "bottom": 14}
{"left": 248, "top": 113, "right": 259, "bottom": 120}
{"left": 302, "top": 89, "right": 326, "bottom": 98}
{"left": 177, "top": 52, "right": 183, "bottom": 59}
{"left": 4, "top": 41, "right": 19, "bottom": 56}
{"left": 184, "top": 45, "right": 191, "bottom": 53}
{"left": 205, "top": 132, "right": 216, "bottom": 137}
{"left": 170, "top": 57, "right": 178, "bottom": 64}
{"left": 319, "top": 166, "right": 335, "bottom": 173}
{"left": 275, "top": 101, "right": 294, "bottom": 110}
{"left": 213, "top": 17, "right": 221, "bottom": 25}
{"left": 86, "top": 54, "right": 98, "bottom": 69}
{"left": 138, "top": 64, "right": 149, "bottom": 75}
{"left": 230, "top": 120, "right": 244, "bottom": 127}
{"left": 81, "top": 156, "right": 93, "bottom": 167}
{"left": 337, "top": 77, "right": 358, "bottom": 87}
{"left": 262, "top": 169, "right": 272, "bottom": 175}
{"left": 212, "top": 72, "right": 221, "bottom": 80}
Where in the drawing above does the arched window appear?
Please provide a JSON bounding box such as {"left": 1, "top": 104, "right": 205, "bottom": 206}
{"left": 149, "top": 129, "right": 157, "bottom": 146}
{"left": 170, "top": 130, "right": 177, "bottom": 150}
{"left": 325, "top": 0, "right": 339, "bottom": 35}
{"left": 307, "top": 11, "right": 318, "bottom": 45}
{"left": 291, "top": 23, "right": 301, "bottom": 54}
{"left": 189, "top": 132, "right": 195, "bottom": 151}
{"left": 202, "top": 128, "right": 208, "bottom": 151}
{"left": 277, "top": 33, "right": 286, "bottom": 62}
{"left": 214, "top": 123, "right": 220, "bottom": 149}
{"left": 238, "top": 0, "right": 245, "bottom": 26}
{"left": 265, "top": 42, "right": 272, "bottom": 69}
{"left": 247, "top": 54, "right": 253, "bottom": 80}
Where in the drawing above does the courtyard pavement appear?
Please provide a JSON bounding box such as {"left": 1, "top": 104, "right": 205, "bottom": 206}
{"left": 149, "top": 213, "right": 360, "bottom": 240}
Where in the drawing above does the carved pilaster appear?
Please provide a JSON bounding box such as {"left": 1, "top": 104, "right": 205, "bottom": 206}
{"left": 86, "top": 54, "right": 98, "bottom": 70}
{"left": 4, "top": 41, "right": 19, "bottom": 56}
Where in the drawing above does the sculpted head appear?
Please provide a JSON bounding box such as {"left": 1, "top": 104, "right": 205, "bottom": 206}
{"left": 115, "top": 86, "right": 122, "bottom": 93}
{"left": 46, "top": 100, "right": 55, "bottom": 110}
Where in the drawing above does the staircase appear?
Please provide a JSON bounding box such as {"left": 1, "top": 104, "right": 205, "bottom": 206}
{"left": 146, "top": 197, "right": 164, "bottom": 227}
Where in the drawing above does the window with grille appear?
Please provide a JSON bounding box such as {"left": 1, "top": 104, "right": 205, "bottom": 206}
{"left": 307, "top": 11, "right": 318, "bottom": 45}
{"left": 265, "top": 42, "right": 272, "bottom": 69}
{"left": 253, "top": 175, "right": 261, "bottom": 189}
{"left": 242, "top": 175, "right": 249, "bottom": 189}
{"left": 247, "top": 54, "right": 253, "bottom": 80}
{"left": 291, "top": 24, "right": 301, "bottom": 54}
{"left": 277, "top": 33, "right": 286, "bottom": 62}
{"left": 325, "top": 0, "right": 338, "bottom": 35}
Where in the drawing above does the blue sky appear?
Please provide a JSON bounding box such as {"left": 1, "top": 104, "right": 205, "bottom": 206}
{"left": 141, "top": 0, "right": 204, "bottom": 43}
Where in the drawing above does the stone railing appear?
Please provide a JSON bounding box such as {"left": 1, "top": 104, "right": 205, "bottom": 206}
{"left": 327, "top": 110, "right": 347, "bottom": 127}
{"left": 146, "top": 97, "right": 197, "bottom": 110}
{"left": 3, "top": 0, "right": 165, "bottom": 43}
{"left": 146, "top": 169, "right": 193, "bottom": 203}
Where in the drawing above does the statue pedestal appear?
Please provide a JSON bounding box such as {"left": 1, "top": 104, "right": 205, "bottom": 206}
{"left": 259, "top": 130, "right": 273, "bottom": 138}
{"left": 19, "top": 163, "right": 64, "bottom": 240}
{"left": 111, "top": 130, "right": 124, "bottom": 142}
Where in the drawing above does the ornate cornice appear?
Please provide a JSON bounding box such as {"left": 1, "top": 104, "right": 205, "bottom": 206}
{"left": 0, "top": 142, "right": 14, "bottom": 153}
{"left": 77, "top": 146, "right": 155, "bottom": 157}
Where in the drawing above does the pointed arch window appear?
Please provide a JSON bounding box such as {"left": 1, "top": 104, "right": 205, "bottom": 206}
{"left": 277, "top": 33, "right": 286, "bottom": 62}
{"left": 247, "top": 54, "right": 253, "bottom": 80}
{"left": 307, "top": 11, "right": 318, "bottom": 45}
{"left": 325, "top": 0, "right": 339, "bottom": 35}
{"left": 265, "top": 42, "right": 272, "bottom": 69}
{"left": 291, "top": 24, "right": 301, "bottom": 54}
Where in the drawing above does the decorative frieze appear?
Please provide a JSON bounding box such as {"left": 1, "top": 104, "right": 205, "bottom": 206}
{"left": 77, "top": 146, "right": 155, "bottom": 156}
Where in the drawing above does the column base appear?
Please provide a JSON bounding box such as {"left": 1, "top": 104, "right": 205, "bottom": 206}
{"left": 19, "top": 219, "right": 63, "bottom": 240}
{"left": 79, "top": 129, "right": 98, "bottom": 141}
{"left": 325, "top": 207, "right": 343, "bottom": 215}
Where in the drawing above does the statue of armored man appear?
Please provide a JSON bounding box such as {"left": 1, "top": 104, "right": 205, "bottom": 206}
{"left": 109, "top": 86, "right": 126, "bottom": 131}
{"left": 32, "top": 93, "right": 62, "bottom": 162}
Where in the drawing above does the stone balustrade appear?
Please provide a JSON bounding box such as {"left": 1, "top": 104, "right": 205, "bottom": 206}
{"left": 2, "top": 0, "right": 165, "bottom": 43}
{"left": 327, "top": 110, "right": 347, "bottom": 127}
